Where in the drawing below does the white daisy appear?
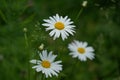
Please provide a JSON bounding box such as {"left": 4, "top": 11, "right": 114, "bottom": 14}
{"left": 30, "top": 50, "right": 62, "bottom": 78}
{"left": 68, "top": 40, "right": 95, "bottom": 61}
{"left": 42, "top": 14, "right": 76, "bottom": 40}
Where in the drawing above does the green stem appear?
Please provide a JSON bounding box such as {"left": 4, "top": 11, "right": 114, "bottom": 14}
{"left": 24, "top": 32, "right": 30, "bottom": 80}
{"left": 75, "top": 7, "right": 83, "bottom": 22}
{"left": 24, "top": 33, "right": 29, "bottom": 48}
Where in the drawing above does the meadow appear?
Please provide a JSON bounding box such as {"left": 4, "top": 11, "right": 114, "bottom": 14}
{"left": 0, "top": 0, "right": 120, "bottom": 80}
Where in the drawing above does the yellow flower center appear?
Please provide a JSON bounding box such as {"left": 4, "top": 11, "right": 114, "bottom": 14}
{"left": 77, "top": 48, "right": 85, "bottom": 54}
{"left": 41, "top": 60, "right": 51, "bottom": 68}
{"left": 55, "top": 22, "right": 64, "bottom": 30}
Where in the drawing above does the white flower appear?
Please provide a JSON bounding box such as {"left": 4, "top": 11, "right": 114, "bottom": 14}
{"left": 42, "top": 14, "right": 76, "bottom": 40}
{"left": 30, "top": 50, "right": 62, "bottom": 78}
{"left": 68, "top": 40, "right": 95, "bottom": 61}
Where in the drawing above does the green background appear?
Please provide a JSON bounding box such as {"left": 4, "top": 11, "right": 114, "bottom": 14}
{"left": 0, "top": 0, "right": 120, "bottom": 80}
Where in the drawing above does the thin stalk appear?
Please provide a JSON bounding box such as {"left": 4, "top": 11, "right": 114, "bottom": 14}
{"left": 24, "top": 32, "right": 30, "bottom": 80}
{"left": 75, "top": 7, "right": 83, "bottom": 22}
{"left": 24, "top": 32, "right": 29, "bottom": 48}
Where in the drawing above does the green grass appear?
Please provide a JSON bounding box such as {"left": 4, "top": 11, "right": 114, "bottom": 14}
{"left": 0, "top": 0, "right": 120, "bottom": 80}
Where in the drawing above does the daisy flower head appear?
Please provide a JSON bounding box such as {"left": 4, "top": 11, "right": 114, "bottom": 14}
{"left": 42, "top": 14, "right": 76, "bottom": 40}
{"left": 68, "top": 40, "right": 95, "bottom": 61}
{"left": 30, "top": 50, "right": 62, "bottom": 78}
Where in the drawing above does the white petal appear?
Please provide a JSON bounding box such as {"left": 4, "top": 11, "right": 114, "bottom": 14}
{"left": 32, "top": 65, "right": 39, "bottom": 68}
{"left": 49, "top": 29, "right": 56, "bottom": 37}
{"left": 39, "top": 50, "right": 48, "bottom": 60}
{"left": 46, "top": 26, "right": 54, "bottom": 31}
{"left": 85, "top": 53, "right": 95, "bottom": 60}
{"left": 49, "top": 16, "right": 56, "bottom": 23}
{"left": 42, "top": 23, "right": 51, "bottom": 27}
{"left": 78, "top": 55, "right": 87, "bottom": 61}
{"left": 65, "top": 18, "right": 71, "bottom": 23}
{"left": 53, "top": 61, "right": 62, "bottom": 64}
{"left": 49, "top": 69, "right": 58, "bottom": 76}
{"left": 65, "top": 28, "right": 75, "bottom": 35}
{"left": 61, "top": 30, "right": 68, "bottom": 40}
{"left": 64, "top": 16, "right": 68, "bottom": 21}
{"left": 43, "top": 19, "right": 54, "bottom": 24}
{"left": 82, "top": 42, "right": 88, "bottom": 47}
{"left": 36, "top": 67, "right": 42, "bottom": 72}
{"left": 54, "top": 30, "right": 61, "bottom": 38}
{"left": 48, "top": 52, "right": 57, "bottom": 62}
{"left": 56, "top": 14, "right": 60, "bottom": 21}
{"left": 30, "top": 60, "right": 40, "bottom": 64}
{"left": 86, "top": 47, "right": 94, "bottom": 52}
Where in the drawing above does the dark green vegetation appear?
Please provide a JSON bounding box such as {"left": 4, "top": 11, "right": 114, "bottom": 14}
{"left": 0, "top": 0, "right": 120, "bottom": 80}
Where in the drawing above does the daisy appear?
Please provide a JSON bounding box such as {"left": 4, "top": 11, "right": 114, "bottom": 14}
{"left": 30, "top": 50, "right": 62, "bottom": 78}
{"left": 42, "top": 14, "right": 76, "bottom": 40}
{"left": 68, "top": 40, "right": 95, "bottom": 61}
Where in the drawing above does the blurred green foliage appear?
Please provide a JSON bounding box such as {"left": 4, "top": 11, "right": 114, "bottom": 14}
{"left": 0, "top": 0, "right": 120, "bottom": 80}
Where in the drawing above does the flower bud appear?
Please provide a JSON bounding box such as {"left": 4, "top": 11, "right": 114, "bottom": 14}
{"left": 23, "top": 28, "right": 27, "bottom": 32}
{"left": 82, "top": 1, "right": 88, "bottom": 7}
{"left": 38, "top": 43, "right": 44, "bottom": 50}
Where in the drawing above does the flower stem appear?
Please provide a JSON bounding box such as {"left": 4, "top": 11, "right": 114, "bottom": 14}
{"left": 24, "top": 31, "right": 30, "bottom": 80}
{"left": 24, "top": 32, "right": 29, "bottom": 48}
{"left": 75, "top": 7, "right": 83, "bottom": 22}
